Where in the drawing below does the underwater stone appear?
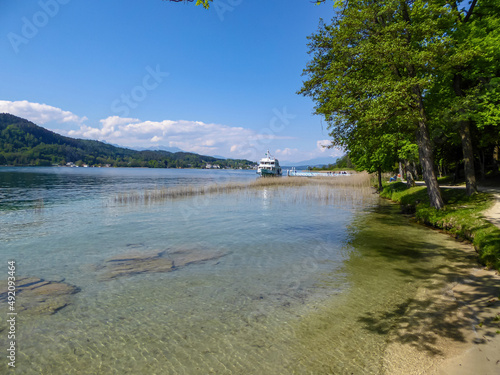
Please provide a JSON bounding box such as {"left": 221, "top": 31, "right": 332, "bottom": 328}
{"left": 99, "top": 251, "right": 173, "bottom": 280}
{"left": 97, "top": 247, "right": 228, "bottom": 280}
{"left": 0, "top": 277, "right": 80, "bottom": 315}
{"left": 169, "top": 248, "right": 227, "bottom": 268}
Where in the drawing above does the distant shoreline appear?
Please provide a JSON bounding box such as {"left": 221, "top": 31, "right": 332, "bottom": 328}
{"left": 0, "top": 164, "right": 256, "bottom": 170}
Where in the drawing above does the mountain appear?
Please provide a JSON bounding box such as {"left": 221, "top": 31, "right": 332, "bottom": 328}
{"left": 0, "top": 113, "right": 255, "bottom": 169}
{"left": 280, "top": 156, "right": 342, "bottom": 168}
{"left": 134, "top": 145, "right": 184, "bottom": 153}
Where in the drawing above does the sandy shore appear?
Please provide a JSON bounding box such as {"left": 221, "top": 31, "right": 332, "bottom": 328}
{"left": 383, "top": 186, "right": 500, "bottom": 374}
{"left": 383, "top": 264, "right": 500, "bottom": 374}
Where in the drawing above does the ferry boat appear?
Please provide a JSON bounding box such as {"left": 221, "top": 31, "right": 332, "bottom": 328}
{"left": 257, "top": 150, "right": 282, "bottom": 177}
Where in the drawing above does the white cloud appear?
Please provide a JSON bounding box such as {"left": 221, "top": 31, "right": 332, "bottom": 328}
{"left": 317, "top": 140, "right": 344, "bottom": 158}
{"left": 64, "top": 116, "right": 292, "bottom": 159}
{"left": 313, "top": 140, "right": 344, "bottom": 157}
{"left": 317, "top": 139, "right": 333, "bottom": 152}
{"left": 275, "top": 148, "right": 298, "bottom": 157}
{"left": 276, "top": 140, "right": 344, "bottom": 163}
{"left": 0, "top": 100, "right": 87, "bottom": 125}
{"left": 0, "top": 100, "right": 339, "bottom": 162}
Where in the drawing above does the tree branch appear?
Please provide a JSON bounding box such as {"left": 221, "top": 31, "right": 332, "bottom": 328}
{"left": 463, "top": 0, "right": 478, "bottom": 23}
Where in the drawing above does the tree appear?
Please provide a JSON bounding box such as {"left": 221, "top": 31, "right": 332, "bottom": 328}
{"left": 349, "top": 129, "right": 399, "bottom": 191}
{"left": 422, "top": 0, "right": 500, "bottom": 193}
{"left": 298, "top": 0, "right": 454, "bottom": 209}
{"left": 164, "top": 0, "right": 500, "bottom": 185}
{"left": 398, "top": 140, "right": 419, "bottom": 187}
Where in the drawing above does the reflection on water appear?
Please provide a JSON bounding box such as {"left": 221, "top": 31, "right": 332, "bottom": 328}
{"left": 0, "top": 167, "right": 471, "bottom": 374}
{"left": 0, "top": 167, "right": 257, "bottom": 210}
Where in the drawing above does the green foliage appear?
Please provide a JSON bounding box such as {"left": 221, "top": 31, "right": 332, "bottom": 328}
{"left": 311, "top": 155, "right": 355, "bottom": 170}
{"left": 424, "top": 0, "right": 500, "bottom": 180}
{"left": 300, "top": 0, "right": 500, "bottom": 206}
{"left": 0, "top": 114, "right": 254, "bottom": 169}
{"left": 381, "top": 182, "right": 500, "bottom": 271}
{"left": 195, "top": 0, "right": 211, "bottom": 8}
{"left": 349, "top": 129, "right": 400, "bottom": 174}
{"left": 332, "top": 154, "right": 354, "bottom": 169}
{"left": 298, "top": 0, "right": 459, "bottom": 207}
{"left": 299, "top": 1, "right": 451, "bottom": 137}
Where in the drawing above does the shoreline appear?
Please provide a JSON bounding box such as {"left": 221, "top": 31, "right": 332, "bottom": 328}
{"left": 382, "top": 183, "right": 500, "bottom": 374}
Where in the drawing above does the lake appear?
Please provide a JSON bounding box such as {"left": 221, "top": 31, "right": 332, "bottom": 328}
{"left": 0, "top": 167, "right": 472, "bottom": 374}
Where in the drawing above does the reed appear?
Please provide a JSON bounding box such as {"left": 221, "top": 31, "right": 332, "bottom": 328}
{"left": 113, "top": 172, "right": 374, "bottom": 205}
{"left": 33, "top": 198, "right": 44, "bottom": 213}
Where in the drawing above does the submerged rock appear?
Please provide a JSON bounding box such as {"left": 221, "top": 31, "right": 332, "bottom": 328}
{"left": 99, "top": 250, "right": 173, "bottom": 280}
{"left": 106, "top": 250, "right": 166, "bottom": 263}
{"left": 0, "top": 277, "right": 80, "bottom": 315}
{"left": 98, "top": 247, "right": 227, "bottom": 280}
{"left": 169, "top": 247, "right": 227, "bottom": 268}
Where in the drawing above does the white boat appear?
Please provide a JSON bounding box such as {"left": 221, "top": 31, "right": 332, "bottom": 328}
{"left": 257, "top": 150, "right": 282, "bottom": 177}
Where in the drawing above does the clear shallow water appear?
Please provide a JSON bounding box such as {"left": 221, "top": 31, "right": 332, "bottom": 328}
{"left": 0, "top": 167, "right": 471, "bottom": 374}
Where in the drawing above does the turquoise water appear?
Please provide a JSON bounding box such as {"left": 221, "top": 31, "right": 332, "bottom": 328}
{"left": 0, "top": 167, "right": 471, "bottom": 374}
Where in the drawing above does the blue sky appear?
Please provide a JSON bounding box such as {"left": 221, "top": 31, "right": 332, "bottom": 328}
{"left": 0, "top": 0, "right": 343, "bottom": 163}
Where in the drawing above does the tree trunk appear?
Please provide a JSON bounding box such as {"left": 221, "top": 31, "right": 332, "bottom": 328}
{"left": 454, "top": 74, "right": 477, "bottom": 195}
{"left": 493, "top": 144, "right": 499, "bottom": 173}
{"left": 417, "top": 120, "right": 444, "bottom": 209}
{"left": 453, "top": 162, "right": 460, "bottom": 184}
{"left": 480, "top": 149, "right": 486, "bottom": 181}
{"left": 377, "top": 167, "right": 383, "bottom": 191}
{"left": 400, "top": 2, "right": 443, "bottom": 209}
{"left": 405, "top": 160, "right": 415, "bottom": 188}
{"left": 458, "top": 119, "right": 477, "bottom": 194}
{"left": 413, "top": 86, "right": 444, "bottom": 209}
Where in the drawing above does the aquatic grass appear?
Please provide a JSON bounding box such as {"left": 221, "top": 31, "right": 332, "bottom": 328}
{"left": 381, "top": 182, "right": 500, "bottom": 271}
{"left": 34, "top": 198, "right": 44, "bottom": 213}
{"left": 113, "top": 172, "right": 374, "bottom": 206}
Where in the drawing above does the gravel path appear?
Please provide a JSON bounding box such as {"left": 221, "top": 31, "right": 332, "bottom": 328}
{"left": 407, "top": 180, "right": 500, "bottom": 228}
{"left": 478, "top": 186, "right": 500, "bottom": 229}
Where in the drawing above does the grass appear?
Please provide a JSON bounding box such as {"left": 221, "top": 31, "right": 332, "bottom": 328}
{"left": 381, "top": 182, "right": 500, "bottom": 271}
{"left": 114, "top": 172, "right": 373, "bottom": 205}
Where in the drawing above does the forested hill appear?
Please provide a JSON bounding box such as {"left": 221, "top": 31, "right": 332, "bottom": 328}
{"left": 0, "top": 114, "right": 255, "bottom": 169}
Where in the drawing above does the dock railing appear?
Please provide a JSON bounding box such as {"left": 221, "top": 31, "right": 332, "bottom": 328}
{"left": 286, "top": 168, "right": 351, "bottom": 177}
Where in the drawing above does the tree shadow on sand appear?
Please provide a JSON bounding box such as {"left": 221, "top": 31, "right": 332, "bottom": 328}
{"left": 353, "top": 207, "right": 500, "bottom": 357}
